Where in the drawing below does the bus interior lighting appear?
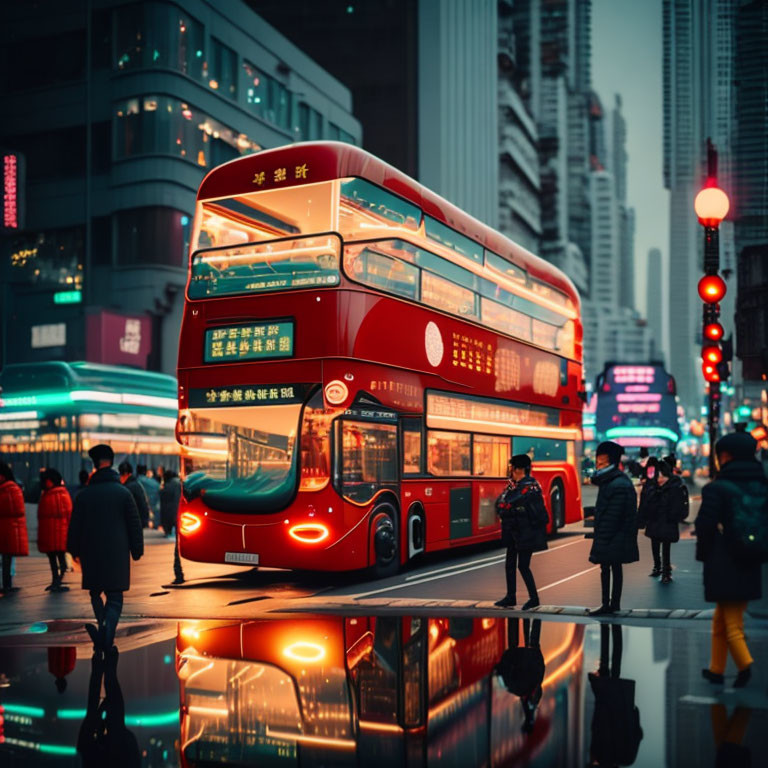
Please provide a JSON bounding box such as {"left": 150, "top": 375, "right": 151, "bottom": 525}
{"left": 288, "top": 523, "right": 329, "bottom": 543}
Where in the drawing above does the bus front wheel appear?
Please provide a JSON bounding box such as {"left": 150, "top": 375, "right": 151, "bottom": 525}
{"left": 550, "top": 480, "right": 565, "bottom": 532}
{"left": 371, "top": 505, "right": 399, "bottom": 579}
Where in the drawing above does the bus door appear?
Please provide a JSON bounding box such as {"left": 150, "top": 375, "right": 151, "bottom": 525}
{"left": 333, "top": 406, "right": 399, "bottom": 507}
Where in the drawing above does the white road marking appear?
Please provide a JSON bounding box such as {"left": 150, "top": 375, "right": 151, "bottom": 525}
{"left": 536, "top": 565, "right": 600, "bottom": 593}
{"left": 352, "top": 536, "right": 591, "bottom": 599}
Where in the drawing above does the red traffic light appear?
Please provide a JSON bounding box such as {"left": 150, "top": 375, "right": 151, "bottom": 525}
{"left": 703, "top": 322, "right": 724, "bottom": 341}
{"left": 702, "top": 345, "right": 723, "bottom": 364}
{"left": 702, "top": 362, "right": 721, "bottom": 383}
{"left": 698, "top": 275, "right": 727, "bottom": 303}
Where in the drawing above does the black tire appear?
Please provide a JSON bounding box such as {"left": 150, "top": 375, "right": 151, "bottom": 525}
{"left": 550, "top": 480, "right": 565, "bottom": 532}
{"left": 371, "top": 503, "right": 400, "bottom": 579}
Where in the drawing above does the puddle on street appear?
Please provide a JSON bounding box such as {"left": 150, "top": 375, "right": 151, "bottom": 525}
{"left": 0, "top": 616, "right": 766, "bottom": 767}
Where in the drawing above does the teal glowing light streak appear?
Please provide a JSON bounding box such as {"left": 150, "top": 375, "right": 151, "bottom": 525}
{"left": 605, "top": 426, "right": 679, "bottom": 443}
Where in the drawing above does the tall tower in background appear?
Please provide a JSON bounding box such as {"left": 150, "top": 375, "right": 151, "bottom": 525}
{"left": 662, "top": 0, "right": 736, "bottom": 416}
{"left": 646, "top": 247, "right": 665, "bottom": 362}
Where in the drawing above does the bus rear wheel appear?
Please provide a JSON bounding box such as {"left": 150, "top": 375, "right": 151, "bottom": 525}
{"left": 371, "top": 505, "right": 399, "bottom": 579}
{"left": 550, "top": 480, "right": 565, "bottom": 532}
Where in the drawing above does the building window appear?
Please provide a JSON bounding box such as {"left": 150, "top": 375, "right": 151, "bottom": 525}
{"left": 114, "top": 96, "right": 260, "bottom": 166}
{"left": 298, "top": 102, "right": 322, "bottom": 140}
{"left": 115, "top": 207, "right": 189, "bottom": 267}
{"left": 210, "top": 38, "right": 237, "bottom": 98}
{"left": 115, "top": 3, "right": 204, "bottom": 81}
{"left": 328, "top": 123, "right": 356, "bottom": 144}
{"left": 8, "top": 227, "right": 84, "bottom": 287}
{"left": 243, "top": 61, "right": 291, "bottom": 130}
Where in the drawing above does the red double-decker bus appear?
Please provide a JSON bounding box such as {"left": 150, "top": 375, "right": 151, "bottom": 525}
{"left": 176, "top": 142, "right": 583, "bottom": 575}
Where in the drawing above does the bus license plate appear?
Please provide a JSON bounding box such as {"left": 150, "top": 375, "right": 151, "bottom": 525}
{"left": 225, "top": 552, "right": 259, "bottom": 565}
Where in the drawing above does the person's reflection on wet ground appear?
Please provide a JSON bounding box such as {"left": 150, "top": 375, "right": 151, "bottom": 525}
{"left": 588, "top": 624, "right": 643, "bottom": 767}
{"left": 47, "top": 645, "right": 76, "bottom": 694}
{"left": 77, "top": 644, "right": 140, "bottom": 768}
{"left": 496, "top": 617, "right": 545, "bottom": 733}
{"left": 711, "top": 704, "right": 752, "bottom": 768}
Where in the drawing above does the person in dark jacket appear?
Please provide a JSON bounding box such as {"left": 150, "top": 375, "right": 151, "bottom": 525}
{"left": 696, "top": 431, "right": 765, "bottom": 688}
{"left": 38, "top": 468, "right": 73, "bottom": 592}
{"left": 496, "top": 617, "right": 545, "bottom": 734}
{"left": 588, "top": 441, "right": 639, "bottom": 616}
{"left": 160, "top": 470, "right": 185, "bottom": 585}
{"left": 118, "top": 462, "right": 151, "bottom": 529}
{"left": 495, "top": 454, "right": 549, "bottom": 609}
{"left": 135, "top": 465, "right": 160, "bottom": 526}
{"left": 67, "top": 445, "right": 143, "bottom": 652}
{"left": 639, "top": 459, "right": 687, "bottom": 583}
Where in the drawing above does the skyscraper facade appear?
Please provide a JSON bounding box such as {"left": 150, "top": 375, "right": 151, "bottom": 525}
{"left": 646, "top": 248, "right": 666, "bottom": 362}
{"left": 662, "top": 0, "right": 736, "bottom": 415}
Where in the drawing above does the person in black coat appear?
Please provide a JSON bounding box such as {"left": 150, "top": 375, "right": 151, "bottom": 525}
{"left": 495, "top": 454, "right": 549, "bottom": 609}
{"left": 159, "top": 470, "right": 182, "bottom": 537}
{"left": 118, "top": 461, "right": 151, "bottom": 529}
{"left": 639, "top": 460, "right": 687, "bottom": 583}
{"left": 67, "top": 444, "right": 143, "bottom": 652}
{"left": 696, "top": 431, "right": 765, "bottom": 688}
{"left": 588, "top": 441, "right": 639, "bottom": 616}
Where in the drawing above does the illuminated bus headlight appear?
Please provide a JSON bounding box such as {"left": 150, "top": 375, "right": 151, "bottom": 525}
{"left": 283, "top": 641, "right": 326, "bottom": 663}
{"left": 288, "top": 523, "right": 329, "bottom": 543}
{"left": 179, "top": 512, "right": 202, "bottom": 535}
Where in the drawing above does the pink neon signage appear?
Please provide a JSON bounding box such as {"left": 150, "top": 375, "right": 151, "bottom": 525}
{"left": 618, "top": 403, "right": 661, "bottom": 414}
{"left": 615, "top": 393, "right": 662, "bottom": 403}
{"left": 3, "top": 154, "right": 18, "bottom": 229}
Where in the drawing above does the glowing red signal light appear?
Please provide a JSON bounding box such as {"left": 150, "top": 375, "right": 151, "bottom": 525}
{"left": 702, "top": 346, "right": 723, "bottom": 364}
{"left": 702, "top": 362, "right": 720, "bottom": 383}
{"left": 703, "top": 322, "right": 724, "bottom": 341}
{"left": 698, "top": 275, "right": 726, "bottom": 303}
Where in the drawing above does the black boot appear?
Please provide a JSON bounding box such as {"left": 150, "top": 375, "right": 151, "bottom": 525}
{"left": 734, "top": 665, "right": 752, "bottom": 688}
{"left": 660, "top": 571, "right": 672, "bottom": 584}
{"left": 522, "top": 597, "right": 540, "bottom": 610}
{"left": 495, "top": 596, "right": 516, "bottom": 608}
{"left": 649, "top": 567, "right": 661, "bottom": 578}
{"left": 589, "top": 605, "right": 614, "bottom": 616}
{"left": 702, "top": 668, "right": 724, "bottom": 685}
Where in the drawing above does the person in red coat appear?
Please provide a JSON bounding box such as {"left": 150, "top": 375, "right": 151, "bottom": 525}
{"left": 0, "top": 461, "right": 29, "bottom": 594}
{"left": 38, "top": 468, "right": 73, "bottom": 592}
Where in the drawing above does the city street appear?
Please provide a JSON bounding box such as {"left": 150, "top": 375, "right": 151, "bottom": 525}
{"left": 0, "top": 491, "right": 717, "bottom": 627}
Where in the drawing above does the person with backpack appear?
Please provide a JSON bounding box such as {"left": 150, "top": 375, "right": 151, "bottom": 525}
{"left": 696, "top": 431, "right": 767, "bottom": 688}
{"left": 495, "top": 454, "right": 549, "bottom": 609}
{"left": 639, "top": 459, "right": 688, "bottom": 583}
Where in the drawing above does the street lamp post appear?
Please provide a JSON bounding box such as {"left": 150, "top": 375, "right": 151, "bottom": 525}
{"left": 694, "top": 140, "right": 730, "bottom": 478}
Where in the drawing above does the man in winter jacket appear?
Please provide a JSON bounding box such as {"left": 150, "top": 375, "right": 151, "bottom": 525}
{"left": 696, "top": 431, "right": 765, "bottom": 688}
{"left": 638, "top": 459, "right": 687, "bottom": 583}
{"left": 0, "top": 461, "right": 29, "bottom": 594}
{"left": 67, "top": 445, "right": 143, "bottom": 652}
{"left": 495, "top": 454, "right": 549, "bottom": 609}
{"left": 118, "top": 461, "right": 151, "bottom": 529}
{"left": 38, "top": 468, "right": 73, "bottom": 592}
{"left": 159, "top": 470, "right": 185, "bottom": 584}
{"left": 588, "top": 441, "right": 639, "bottom": 616}
{"left": 136, "top": 465, "right": 160, "bottom": 525}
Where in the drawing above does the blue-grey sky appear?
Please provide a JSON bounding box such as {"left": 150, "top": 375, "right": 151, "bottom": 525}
{"left": 591, "top": 0, "right": 669, "bottom": 318}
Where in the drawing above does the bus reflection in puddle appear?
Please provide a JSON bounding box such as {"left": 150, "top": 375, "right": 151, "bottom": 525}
{"left": 176, "top": 616, "right": 585, "bottom": 767}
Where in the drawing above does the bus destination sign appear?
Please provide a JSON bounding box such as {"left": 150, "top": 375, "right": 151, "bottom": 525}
{"left": 204, "top": 321, "right": 293, "bottom": 363}
{"left": 189, "top": 382, "right": 313, "bottom": 408}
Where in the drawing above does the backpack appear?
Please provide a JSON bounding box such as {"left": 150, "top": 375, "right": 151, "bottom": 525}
{"left": 717, "top": 479, "right": 768, "bottom": 563}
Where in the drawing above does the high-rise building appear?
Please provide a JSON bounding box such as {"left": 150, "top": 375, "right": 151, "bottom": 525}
{"left": 733, "top": 0, "right": 768, "bottom": 393}
{"left": 588, "top": 170, "right": 619, "bottom": 308}
{"left": 0, "top": 0, "right": 361, "bottom": 373}
{"left": 498, "top": 0, "right": 542, "bottom": 253}
{"left": 646, "top": 248, "right": 666, "bottom": 362}
{"left": 662, "top": 0, "right": 736, "bottom": 416}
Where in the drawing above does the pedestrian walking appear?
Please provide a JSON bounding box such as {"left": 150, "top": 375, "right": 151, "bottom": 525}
{"left": 38, "top": 468, "right": 73, "bottom": 592}
{"left": 118, "top": 461, "right": 151, "bottom": 529}
{"left": 135, "top": 465, "right": 160, "bottom": 527}
{"left": 73, "top": 469, "right": 90, "bottom": 501}
{"left": 67, "top": 445, "right": 143, "bottom": 651}
{"left": 48, "top": 646, "right": 77, "bottom": 694}
{"left": 160, "top": 470, "right": 185, "bottom": 584}
{"left": 0, "top": 461, "right": 29, "bottom": 594}
{"left": 495, "top": 454, "right": 548, "bottom": 609}
{"left": 696, "top": 432, "right": 767, "bottom": 688}
{"left": 588, "top": 441, "right": 639, "bottom": 616}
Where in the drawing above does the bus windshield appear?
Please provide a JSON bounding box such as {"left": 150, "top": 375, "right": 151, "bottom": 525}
{"left": 189, "top": 234, "right": 341, "bottom": 299}
{"left": 179, "top": 403, "right": 300, "bottom": 513}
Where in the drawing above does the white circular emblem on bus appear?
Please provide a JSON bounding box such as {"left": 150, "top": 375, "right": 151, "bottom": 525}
{"left": 425, "top": 322, "right": 444, "bottom": 367}
{"left": 324, "top": 380, "right": 349, "bottom": 405}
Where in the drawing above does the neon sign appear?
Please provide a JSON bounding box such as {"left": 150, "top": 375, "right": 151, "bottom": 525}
{"left": 3, "top": 153, "right": 22, "bottom": 230}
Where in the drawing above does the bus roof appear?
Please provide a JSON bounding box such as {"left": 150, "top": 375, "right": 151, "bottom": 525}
{"left": 0, "top": 361, "right": 176, "bottom": 397}
{"left": 197, "top": 142, "right": 580, "bottom": 309}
